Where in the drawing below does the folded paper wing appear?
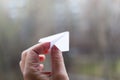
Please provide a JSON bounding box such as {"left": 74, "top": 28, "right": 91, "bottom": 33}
{"left": 38, "top": 31, "right": 69, "bottom": 52}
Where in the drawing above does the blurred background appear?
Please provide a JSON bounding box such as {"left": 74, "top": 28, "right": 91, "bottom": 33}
{"left": 0, "top": 0, "right": 120, "bottom": 80}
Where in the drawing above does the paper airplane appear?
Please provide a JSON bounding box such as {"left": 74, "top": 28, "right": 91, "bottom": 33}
{"left": 39, "top": 31, "right": 69, "bottom": 52}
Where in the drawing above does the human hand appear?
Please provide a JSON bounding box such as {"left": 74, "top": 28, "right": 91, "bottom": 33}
{"left": 19, "top": 42, "right": 69, "bottom": 80}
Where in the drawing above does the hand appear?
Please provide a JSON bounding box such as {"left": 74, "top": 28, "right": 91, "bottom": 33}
{"left": 19, "top": 42, "right": 69, "bottom": 80}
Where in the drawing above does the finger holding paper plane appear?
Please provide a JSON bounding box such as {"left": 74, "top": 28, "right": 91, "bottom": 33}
{"left": 19, "top": 32, "right": 70, "bottom": 80}
{"left": 39, "top": 31, "right": 69, "bottom": 52}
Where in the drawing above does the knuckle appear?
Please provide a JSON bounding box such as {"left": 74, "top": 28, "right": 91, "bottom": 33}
{"left": 22, "top": 50, "right": 27, "bottom": 55}
{"left": 19, "top": 61, "right": 22, "bottom": 66}
{"left": 21, "top": 50, "right": 28, "bottom": 57}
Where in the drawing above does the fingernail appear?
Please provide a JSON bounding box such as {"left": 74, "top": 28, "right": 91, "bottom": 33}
{"left": 52, "top": 45, "right": 59, "bottom": 52}
{"left": 43, "top": 42, "right": 50, "bottom": 54}
{"left": 39, "top": 55, "right": 45, "bottom": 62}
{"left": 43, "top": 49, "right": 49, "bottom": 54}
{"left": 39, "top": 64, "right": 44, "bottom": 71}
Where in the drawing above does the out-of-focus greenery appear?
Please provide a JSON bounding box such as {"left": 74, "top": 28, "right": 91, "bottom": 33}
{"left": 1, "top": 0, "right": 120, "bottom": 80}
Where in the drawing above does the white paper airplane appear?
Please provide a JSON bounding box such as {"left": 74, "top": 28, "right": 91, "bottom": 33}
{"left": 38, "top": 31, "right": 69, "bottom": 52}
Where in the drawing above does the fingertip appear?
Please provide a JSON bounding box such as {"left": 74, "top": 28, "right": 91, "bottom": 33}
{"left": 43, "top": 49, "right": 49, "bottom": 54}
{"left": 39, "top": 64, "right": 44, "bottom": 71}
{"left": 51, "top": 45, "right": 59, "bottom": 53}
{"left": 39, "top": 54, "right": 46, "bottom": 62}
{"left": 32, "top": 42, "right": 50, "bottom": 55}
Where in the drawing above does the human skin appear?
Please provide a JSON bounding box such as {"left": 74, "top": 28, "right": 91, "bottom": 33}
{"left": 19, "top": 42, "right": 69, "bottom": 80}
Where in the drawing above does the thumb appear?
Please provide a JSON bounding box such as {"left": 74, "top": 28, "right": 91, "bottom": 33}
{"left": 51, "top": 45, "right": 67, "bottom": 75}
